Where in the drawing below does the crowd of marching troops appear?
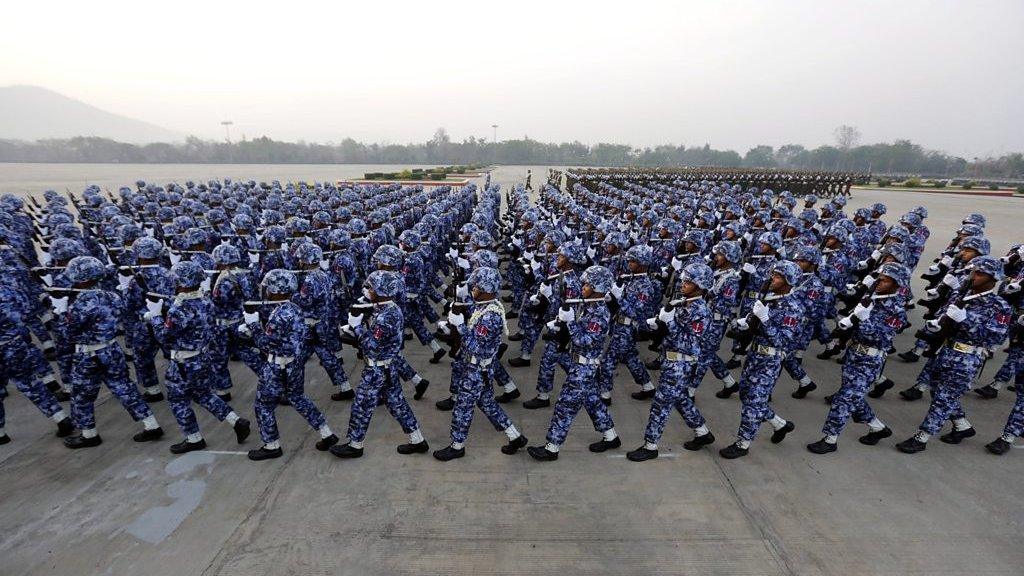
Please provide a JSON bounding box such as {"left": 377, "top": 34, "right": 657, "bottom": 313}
{"left": 0, "top": 167, "right": 1021, "bottom": 464}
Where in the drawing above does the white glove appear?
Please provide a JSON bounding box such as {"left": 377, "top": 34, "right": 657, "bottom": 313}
{"left": 925, "top": 288, "right": 939, "bottom": 299}
{"left": 144, "top": 227, "right": 155, "bottom": 238}
{"left": 282, "top": 241, "right": 290, "bottom": 252}
{"left": 1018, "top": 245, "right": 1024, "bottom": 259}
{"left": 448, "top": 248, "right": 458, "bottom": 259}
{"left": 658, "top": 307, "right": 674, "bottom": 323}
{"left": 456, "top": 283, "right": 469, "bottom": 298}
{"left": 523, "top": 250, "right": 535, "bottom": 261}
{"left": 199, "top": 277, "right": 211, "bottom": 292}
{"left": 546, "top": 319, "right": 561, "bottom": 331}
{"left": 144, "top": 298, "right": 163, "bottom": 320}
{"left": 946, "top": 304, "right": 967, "bottom": 323}
{"left": 116, "top": 272, "right": 132, "bottom": 291}
{"left": 942, "top": 274, "right": 960, "bottom": 289}
{"left": 237, "top": 323, "right": 252, "bottom": 337}
{"left": 436, "top": 320, "right": 451, "bottom": 335}
{"left": 347, "top": 312, "right": 363, "bottom": 328}
{"left": 557, "top": 307, "right": 575, "bottom": 323}
{"left": 925, "top": 319, "right": 942, "bottom": 332}
{"left": 742, "top": 232, "right": 753, "bottom": 243}
{"left": 742, "top": 262, "right": 756, "bottom": 274}
{"left": 512, "top": 236, "right": 524, "bottom": 248}
{"left": 863, "top": 275, "right": 876, "bottom": 289}
{"left": 926, "top": 264, "right": 940, "bottom": 274}
{"left": 50, "top": 295, "right": 69, "bottom": 315}
{"left": 1005, "top": 281, "right": 1021, "bottom": 294}
{"left": 752, "top": 300, "right": 769, "bottom": 322}
{"left": 853, "top": 302, "right": 873, "bottom": 320}
{"left": 169, "top": 252, "right": 181, "bottom": 266}
{"left": 940, "top": 254, "right": 954, "bottom": 267}
{"left": 629, "top": 230, "right": 639, "bottom": 242}
{"left": 448, "top": 311, "right": 465, "bottom": 326}
{"left": 610, "top": 283, "right": 624, "bottom": 299}
{"left": 40, "top": 273, "right": 53, "bottom": 287}
{"left": 586, "top": 246, "right": 597, "bottom": 259}
{"left": 243, "top": 310, "right": 260, "bottom": 326}
{"left": 837, "top": 316, "right": 854, "bottom": 330}
{"left": 220, "top": 237, "right": 231, "bottom": 247}
{"left": 539, "top": 283, "right": 553, "bottom": 298}
{"left": 40, "top": 226, "right": 49, "bottom": 236}
{"left": 41, "top": 253, "right": 52, "bottom": 266}
{"left": 645, "top": 317, "right": 658, "bottom": 330}
{"left": 530, "top": 259, "right": 542, "bottom": 273}
{"left": 247, "top": 251, "right": 260, "bottom": 265}
{"left": 671, "top": 256, "right": 683, "bottom": 271}
{"left": 319, "top": 259, "right": 329, "bottom": 271}
{"left": 870, "top": 249, "right": 882, "bottom": 260}
{"left": 734, "top": 318, "right": 750, "bottom": 331}
{"left": 457, "top": 257, "right": 470, "bottom": 270}
{"left": 528, "top": 294, "right": 540, "bottom": 306}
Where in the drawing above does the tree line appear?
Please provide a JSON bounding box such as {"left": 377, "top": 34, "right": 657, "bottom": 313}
{"left": 1, "top": 129, "right": 1021, "bottom": 179}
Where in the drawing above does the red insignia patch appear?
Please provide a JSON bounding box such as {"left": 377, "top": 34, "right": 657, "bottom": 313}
{"left": 833, "top": 262, "right": 844, "bottom": 271}
{"left": 886, "top": 316, "right": 902, "bottom": 328}
{"left": 638, "top": 293, "right": 649, "bottom": 302}
{"left": 996, "top": 313, "right": 1012, "bottom": 325}
{"left": 691, "top": 321, "right": 705, "bottom": 334}
{"left": 373, "top": 326, "right": 384, "bottom": 339}
{"left": 898, "top": 286, "right": 909, "bottom": 296}
{"left": 587, "top": 321, "right": 602, "bottom": 333}
{"left": 475, "top": 323, "right": 489, "bottom": 336}
{"left": 723, "top": 287, "right": 735, "bottom": 297}
{"left": 782, "top": 316, "right": 799, "bottom": 327}
{"left": 807, "top": 290, "right": 820, "bottom": 300}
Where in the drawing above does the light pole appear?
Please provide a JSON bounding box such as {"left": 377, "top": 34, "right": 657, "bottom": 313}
{"left": 491, "top": 124, "right": 498, "bottom": 143}
{"left": 221, "top": 121, "right": 234, "bottom": 143}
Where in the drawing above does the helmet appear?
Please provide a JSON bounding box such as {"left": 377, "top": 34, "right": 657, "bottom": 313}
{"left": 560, "top": 243, "right": 588, "bottom": 266}
{"left": 871, "top": 202, "right": 887, "bottom": 216}
{"left": 471, "top": 249, "right": 499, "bottom": 269}
{"left": 231, "top": 213, "right": 255, "bottom": 231}
{"left": 792, "top": 245, "right": 821, "bottom": 268}
{"left": 757, "top": 231, "right": 783, "bottom": 254}
{"left": 470, "top": 230, "right": 494, "bottom": 249}
{"left": 366, "top": 270, "right": 401, "bottom": 298}
{"left": 285, "top": 217, "right": 311, "bottom": 236}
{"left": 877, "top": 262, "right": 910, "bottom": 287}
{"left": 899, "top": 212, "right": 922, "bottom": 227}
{"left": 398, "top": 229, "right": 421, "bottom": 249}
{"left": 212, "top": 243, "right": 241, "bottom": 266}
{"left": 467, "top": 266, "right": 501, "bottom": 294}
{"left": 66, "top": 256, "right": 106, "bottom": 284}
{"left": 960, "top": 236, "right": 991, "bottom": 256}
{"left": 880, "top": 243, "right": 908, "bottom": 264}
{"left": 825, "top": 225, "right": 849, "bottom": 245}
{"left": 625, "top": 244, "right": 653, "bottom": 267}
{"left": 262, "top": 268, "right": 298, "bottom": 295}
{"left": 263, "top": 225, "right": 286, "bottom": 245}
{"left": 294, "top": 242, "right": 323, "bottom": 266}
{"left": 171, "top": 260, "right": 205, "bottom": 289}
{"left": 681, "top": 262, "right": 714, "bottom": 291}
{"left": 712, "top": 241, "right": 742, "bottom": 265}
{"left": 49, "top": 237, "right": 86, "bottom": 263}
{"left": 884, "top": 226, "right": 910, "bottom": 244}
{"left": 582, "top": 265, "right": 613, "bottom": 293}
{"left": 348, "top": 218, "right": 368, "bottom": 235}
{"left": 771, "top": 260, "right": 802, "bottom": 287}
{"left": 969, "top": 255, "right": 1004, "bottom": 280}
{"left": 912, "top": 206, "right": 928, "bottom": 219}
{"left": 962, "top": 213, "right": 986, "bottom": 228}
{"left": 132, "top": 236, "right": 164, "bottom": 260}
{"left": 372, "top": 244, "right": 404, "bottom": 268}
{"left": 180, "top": 227, "right": 207, "bottom": 249}
{"left": 329, "top": 229, "right": 352, "bottom": 249}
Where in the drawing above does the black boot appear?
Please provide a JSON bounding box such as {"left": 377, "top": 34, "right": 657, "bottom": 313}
{"left": 867, "top": 378, "right": 894, "bottom": 399}
{"left": 770, "top": 421, "right": 795, "bottom": 444}
{"left": 248, "top": 445, "right": 283, "bottom": 461}
{"left": 718, "top": 443, "right": 749, "bottom": 459}
{"left": 527, "top": 445, "right": 559, "bottom": 461}
{"left": 626, "top": 446, "right": 658, "bottom": 461}
{"left": 631, "top": 388, "right": 655, "bottom": 401}
{"left": 501, "top": 435, "right": 528, "bottom": 454}
{"left": 644, "top": 359, "right": 662, "bottom": 371}
{"left": 508, "top": 356, "right": 531, "bottom": 367}
{"left": 216, "top": 391, "right": 232, "bottom": 402}
{"left": 331, "top": 389, "right": 355, "bottom": 401}
{"left": 939, "top": 427, "right": 976, "bottom": 444}
{"left": 508, "top": 332, "right": 525, "bottom": 342}
{"left": 522, "top": 396, "right": 550, "bottom": 409}
{"left": 505, "top": 310, "right": 519, "bottom": 320}
{"left": 435, "top": 396, "right": 455, "bottom": 411}
{"left": 824, "top": 393, "right": 835, "bottom": 404}
{"left": 316, "top": 434, "right": 340, "bottom": 451}
{"left": 496, "top": 389, "right": 521, "bottom": 403}
{"left": 896, "top": 437, "right": 927, "bottom": 454}
{"left": 234, "top": 418, "right": 251, "bottom": 444}
{"left": 54, "top": 390, "right": 71, "bottom": 402}
{"left": 397, "top": 440, "right": 430, "bottom": 455}
{"left": 600, "top": 395, "right": 612, "bottom": 406}
{"left": 858, "top": 427, "right": 892, "bottom": 445}
{"left": 64, "top": 434, "right": 102, "bottom": 449}
{"left": 791, "top": 382, "right": 817, "bottom": 399}
{"left": 806, "top": 439, "right": 837, "bottom": 454}
{"left": 429, "top": 348, "right": 446, "bottom": 364}
{"left": 974, "top": 384, "right": 999, "bottom": 399}
{"left": 0, "top": 434, "right": 9, "bottom": 445}
{"left": 897, "top": 350, "right": 920, "bottom": 363}
{"left": 715, "top": 384, "right": 739, "bottom": 399}
{"left": 683, "top": 432, "right": 715, "bottom": 451}
{"left": 329, "top": 443, "right": 363, "bottom": 459}
{"left": 414, "top": 379, "right": 430, "bottom": 400}
{"left": 133, "top": 427, "right": 165, "bottom": 443}
{"left": 899, "top": 387, "right": 923, "bottom": 401}
{"left": 143, "top": 390, "right": 165, "bottom": 402}
{"left": 56, "top": 417, "right": 75, "bottom": 438}
{"left": 725, "top": 357, "right": 742, "bottom": 370}
{"left": 170, "top": 438, "right": 207, "bottom": 454}
{"left": 433, "top": 445, "right": 465, "bottom": 461}
{"left": 986, "top": 438, "right": 1012, "bottom": 455}
{"left": 588, "top": 436, "right": 621, "bottom": 453}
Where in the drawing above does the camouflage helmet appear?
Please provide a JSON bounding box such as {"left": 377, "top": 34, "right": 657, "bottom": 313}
{"left": 50, "top": 237, "right": 87, "bottom": 263}
{"left": 262, "top": 268, "right": 298, "bottom": 295}
{"left": 968, "top": 255, "right": 1004, "bottom": 281}
{"left": 712, "top": 240, "right": 742, "bottom": 264}
{"left": 294, "top": 241, "right": 323, "bottom": 266}
{"left": 877, "top": 262, "right": 910, "bottom": 288}
{"left": 365, "top": 269, "right": 401, "bottom": 298}
{"left": 770, "top": 260, "right": 802, "bottom": 287}
{"left": 560, "top": 243, "right": 588, "bottom": 266}
{"left": 212, "top": 243, "right": 242, "bottom": 266}
{"left": 757, "top": 231, "right": 783, "bottom": 254}
{"left": 681, "top": 262, "right": 714, "bottom": 291}
{"left": 467, "top": 266, "right": 502, "bottom": 294}
{"left": 171, "top": 260, "right": 205, "bottom": 289}
{"left": 471, "top": 249, "right": 499, "bottom": 269}
{"left": 960, "top": 235, "right": 991, "bottom": 256}
{"left": 398, "top": 229, "right": 421, "bottom": 250}
{"left": 372, "top": 244, "right": 404, "bottom": 268}
{"left": 625, "top": 244, "right": 653, "bottom": 267}
{"left": 66, "top": 256, "right": 106, "bottom": 284}
{"left": 792, "top": 245, "right": 821, "bottom": 268}
{"left": 582, "top": 265, "right": 614, "bottom": 293}
{"left": 132, "top": 236, "right": 164, "bottom": 261}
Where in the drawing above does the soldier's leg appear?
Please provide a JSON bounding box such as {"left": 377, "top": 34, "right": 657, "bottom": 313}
{"left": 545, "top": 383, "right": 585, "bottom": 447}
{"left": 346, "top": 368, "right": 384, "bottom": 445}
{"left": 207, "top": 326, "right": 233, "bottom": 394}
{"left": 130, "top": 324, "right": 162, "bottom": 398}
{"left": 101, "top": 347, "right": 155, "bottom": 423}
{"left": 254, "top": 365, "right": 286, "bottom": 445}
{"left": 381, "top": 367, "right": 424, "bottom": 446}
{"left": 69, "top": 355, "right": 102, "bottom": 433}
{"left": 476, "top": 374, "right": 514, "bottom": 434}
{"left": 642, "top": 369, "right": 680, "bottom": 445}
{"left": 283, "top": 364, "right": 329, "bottom": 434}
{"left": 535, "top": 341, "right": 560, "bottom": 396}
{"left": 450, "top": 372, "right": 483, "bottom": 445}
{"left": 165, "top": 361, "right": 201, "bottom": 437}
{"left": 314, "top": 342, "right": 350, "bottom": 388}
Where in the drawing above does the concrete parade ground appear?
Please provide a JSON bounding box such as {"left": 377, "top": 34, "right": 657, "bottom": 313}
{"left": 1, "top": 166, "right": 1022, "bottom": 576}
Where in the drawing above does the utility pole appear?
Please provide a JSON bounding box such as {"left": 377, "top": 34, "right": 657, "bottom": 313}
{"left": 221, "top": 121, "right": 234, "bottom": 143}
{"left": 492, "top": 124, "right": 498, "bottom": 143}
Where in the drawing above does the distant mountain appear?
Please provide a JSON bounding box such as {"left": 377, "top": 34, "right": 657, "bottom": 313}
{"left": 0, "top": 85, "right": 184, "bottom": 144}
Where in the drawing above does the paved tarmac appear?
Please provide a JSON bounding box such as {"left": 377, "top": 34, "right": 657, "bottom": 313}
{"left": 2, "top": 166, "right": 1022, "bottom": 576}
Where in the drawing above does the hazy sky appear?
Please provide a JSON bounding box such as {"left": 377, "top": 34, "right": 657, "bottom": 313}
{"left": 3, "top": 1, "right": 1022, "bottom": 157}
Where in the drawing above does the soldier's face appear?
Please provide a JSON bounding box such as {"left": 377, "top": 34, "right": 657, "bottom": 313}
{"left": 825, "top": 237, "right": 840, "bottom": 249}
{"left": 769, "top": 273, "right": 788, "bottom": 293}
{"left": 961, "top": 248, "right": 979, "bottom": 262}
{"left": 556, "top": 254, "right": 569, "bottom": 269}
{"left": 582, "top": 284, "right": 595, "bottom": 298}
{"left": 681, "top": 281, "right": 699, "bottom": 298}
{"left": 876, "top": 276, "right": 898, "bottom": 295}
{"left": 627, "top": 259, "right": 643, "bottom": 273}
{"left": 796, "top": 259, "right": 813, "bottom": 272}
{"left": 971, "top": 271, "right": 995, "bottom": 291}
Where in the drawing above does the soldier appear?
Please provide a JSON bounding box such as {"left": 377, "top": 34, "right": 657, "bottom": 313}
{"left": 806, "top": 263, "right": 908, "bottom": 454}
{"left": 119, "top": 236, "right": 175, "bottom": 402}
{"left": 397, "top": 229, "right": 447, "bottom": 363}
{"left": 719, "top": 260, "right": 804, "bottom": 459}
{"left": 627, "top": 262, "right": 717, "bottom": 462}
{"left": 292, "top": 242, "right": 352, "bottom": 396}
{"left": 147, "top": 261, "right": 251, "bottom": 453}
{"left": 241, "top": 269, "right": 338, "bottom": 461}
{"left": 433, "top": 267, "right": 528, "bottom": 460}
{"left": 330, "top": 270, "right": 428, "bottom": 459}
{"left": 897, "top": 256, "right": 1012, "bottom": 453}
{"left": 527, "top": 265, "right": 620, "bottom": 461}
{"left": 57, "top": 256, "right": 163, "bottom": 449}
{"left": 208, "top": 242, "right": 264, "bottom": 398}
{"left": 701, "top": 241, "right": 743, "bottom": 398}
{"left": 784, "top": 245, "right": 829, "bottom": 399}
{"left": 598, "top": 244, "right": 657, "bottom": 403}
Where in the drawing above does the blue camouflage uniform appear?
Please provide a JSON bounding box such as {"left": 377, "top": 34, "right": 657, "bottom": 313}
{"left": 449, "top": 299, "right": 515, "bottom": 444}
{"left": 598, "top": 271, "right": 656, "bottom": 395}
{"left": 0, "top": 285, "right": 65, "bottom": 430}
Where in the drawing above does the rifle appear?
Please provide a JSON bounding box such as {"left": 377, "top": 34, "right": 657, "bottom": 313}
{"left": 726, "top": 279, "right": 772, "bottom": 356}
{"left": 913, "top": 282, "right": 972, "bottom": 358}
